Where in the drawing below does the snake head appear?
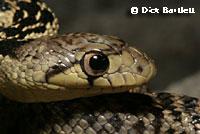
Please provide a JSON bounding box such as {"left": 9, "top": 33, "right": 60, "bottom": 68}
{"left": 0, "top": 33, "right": 156, "bottom": 102}
{"left": 78, "top": 36, "right": 156, "bottom": 92}
{"left": 44, "top": 33, "right": 156, "bottom": 101}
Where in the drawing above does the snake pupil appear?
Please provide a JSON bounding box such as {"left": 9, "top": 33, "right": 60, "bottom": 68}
{"left": 89, "top": 54, "right": 109, "bottom": 71}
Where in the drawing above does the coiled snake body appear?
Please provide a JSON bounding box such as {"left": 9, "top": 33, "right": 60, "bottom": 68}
{"left": 0, "top": 0, "right": 200, "bottom": 134}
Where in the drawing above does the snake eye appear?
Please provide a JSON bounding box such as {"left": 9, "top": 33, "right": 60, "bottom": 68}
{"left": 81, "top": 51, "right": 109, "bottom": 77}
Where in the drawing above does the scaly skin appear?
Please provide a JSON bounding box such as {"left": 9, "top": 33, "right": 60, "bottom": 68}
{"left": 0, "top": 0, "right": 155, "bottom": 102}
{"left": 0, "top": 33, "right": 155, "bottom": 102}
{"left": 0, "top": 0, "right": 200, "bottom": 134}
{"left": 0, "top": 92, "right": 200, "bottom": 134}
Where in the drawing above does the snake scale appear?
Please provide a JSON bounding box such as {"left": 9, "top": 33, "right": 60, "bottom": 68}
{"left": 0, "top": 0, "right": 200, "bottom": 134}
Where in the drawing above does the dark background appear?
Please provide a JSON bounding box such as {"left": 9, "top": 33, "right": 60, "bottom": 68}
{"left": 45, "top": 0, "right": 200, "bottom": 97}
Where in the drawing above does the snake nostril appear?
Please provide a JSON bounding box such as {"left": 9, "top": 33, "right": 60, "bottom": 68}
{"left": 137, "top": 66, "right": 143, "bottom": 74}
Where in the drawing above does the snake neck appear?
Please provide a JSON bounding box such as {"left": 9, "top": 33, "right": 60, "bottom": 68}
{"left": 0, "top": 0, "right": 59, "bottom": 57}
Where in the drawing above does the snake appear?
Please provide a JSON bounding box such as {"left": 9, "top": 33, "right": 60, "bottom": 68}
{"left": 0, "top": 0, "right": 200, "bottom": 134}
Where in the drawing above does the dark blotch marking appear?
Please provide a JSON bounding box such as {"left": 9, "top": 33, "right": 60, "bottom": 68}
{"left": 108, "top": 114, "right": 123, "bottom": 132}
{"left": 24, "top": 54, "right": 31, "bottom": 58}
{"left": 0, "top": 0, "right": 55, "bottom": 57}
{"left": 0, "top": 1, "right": 11, "bottom": 11}
{"left": 82, "top": 114, "right": 96, "bottom": 126}
{"left": 87, "top": 77, "right": 94, "bottom": 87}
{"left": 133, "top": 119, "right": 145, "bottom": 133}
{"left": 39, "top": 9, "right": 54, "bottom": 25}
{"left": 45, "top": 63, "right": 66, "bottom": 82}
{"left": 0, "top": 39, "right": 30, "bottom": 57}
{"left": 191, "top": 115, "right": 200, "bottom": 124}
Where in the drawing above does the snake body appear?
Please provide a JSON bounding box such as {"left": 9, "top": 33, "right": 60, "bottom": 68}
{"left": 0, "top": 0, "right": 200, "bottom": 134}
{"left": 1, "top": 92, "right": 200, "bottom": 134}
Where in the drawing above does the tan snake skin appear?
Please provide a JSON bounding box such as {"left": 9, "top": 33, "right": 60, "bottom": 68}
{"left": 0, "top": 0, "right": 155, "bottom": 102}
{"left": 0, "top": 33, "right": 155, "bottom": 102}
{"left": 0, "top": 0, "right": 200, "bottom": 134}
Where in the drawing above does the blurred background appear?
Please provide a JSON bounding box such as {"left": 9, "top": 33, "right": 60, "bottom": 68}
{"left": 45, "top": 0, "right": 200, "bottom": 98}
